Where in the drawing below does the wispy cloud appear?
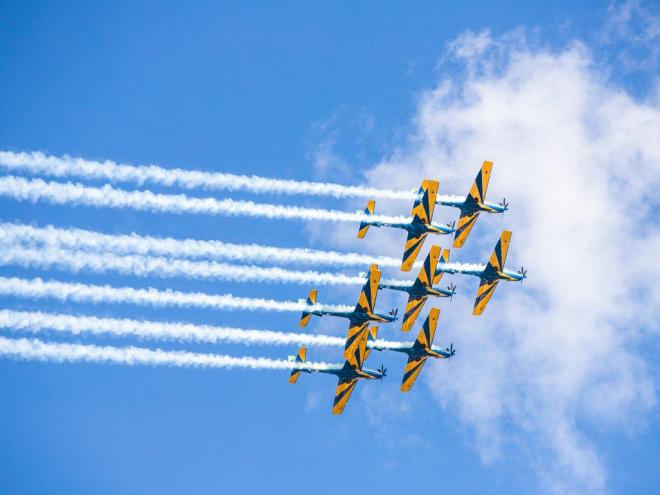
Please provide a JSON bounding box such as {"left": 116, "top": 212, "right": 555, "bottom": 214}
{"left": 360, "top": 28, "right": 660, "bottom": 494}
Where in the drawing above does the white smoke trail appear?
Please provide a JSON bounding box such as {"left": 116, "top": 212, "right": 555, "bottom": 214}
{"left": 0, "top": 309, "right": 408, "bottom": 350}
{"left": 0, "top": 221, "right": 406, "bottom": 268}
{"left": 0, "top": 308, "right": 344, "bottom": 346}
{"left": 0, "top": 335, "right": 334, "bottom": 371}
{"left": 0, "top": 175, "right": 410, "bottom": 224}
{"left": 0, "top": 244, "right": 397, "bottom": 286}
{"left": 0, "top": 276, "right": 353, "bottom": 313}
{"left": 438, "top": 262, "right": 487, "bottom": 273}
{"left": 0, "top": 150, "right": 418, "bottom": 200}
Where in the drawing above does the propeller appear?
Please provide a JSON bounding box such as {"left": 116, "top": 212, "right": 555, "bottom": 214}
{"left": 377, "top": 364, "right": 388, "bottom": 382}
{"left": 389, "top": 308, "right": 399, "bottom": 319}
{"left": 446, "top": 343, "right": 456, "bottom": 359}
{"left": 446, "top": 220, "right": 456, "bottom": 232}
{"left": 518, "top": 266, "right": 527, "bottom": 283}
{"left": 446, "top": 283, "right": 457, "bottom": 301}
{"left": 499, "top": 197, "right": 509, "bottom": 211}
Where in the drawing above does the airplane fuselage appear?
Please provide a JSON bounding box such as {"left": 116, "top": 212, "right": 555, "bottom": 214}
{"left": 438, "top": 197, "right": 507, "bottom": 215}
{"left": 371, "top": 342, "right": 452, "bottom": 359}
{"left": 308, "top": 362, "right": 384, "bottom": 381}
{"left": 438, "top": 264, "right": 523, "bottom": 282}
{"left": 379, "top": 281, "right": 452, "bottom": 298}
{"left": 370, "top": 220, "right": 454, "bottom": 236}
{"left": 311, "top": 309, "right": 396, "bottom": 325}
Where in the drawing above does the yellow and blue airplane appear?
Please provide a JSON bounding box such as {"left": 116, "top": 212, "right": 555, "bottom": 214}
{"left": 379, "top": 245, "right": 456, "bottom": 331}
{"left": 299, "top": 263, "right": 397, "bottom": 360}
{"left": 436, "top": 230, "right": 526, "bottom": 315}
{"left": 289, "top": 325, "right": 387, "bottom": 415}
{"left": 436, "top": 161, "right": 509, "bottom": 248}
{"left": 357, "top": 179, "right": 456, "bottom": 272}
{"left": 370, "top": 308, "right": 454, "bottom": 392}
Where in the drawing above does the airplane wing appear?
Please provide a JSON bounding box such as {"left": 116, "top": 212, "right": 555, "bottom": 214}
{"left": 473, "top": 279, "right": 499, "bottom": 315}
{"left": 410, "top": 179, "right": 439, "bottom": 224}
{"left": 354, "top": 263, "right": 381, "bottom": 313}
{"left": 468, "top": 161, "right": 492, "bottom": 205}
{"left": 401, "top": 232, "right": 427, "bottom": 272}
{"left": 486, "top": 230, "right": 511, "bottom": 273}
{"left": 416, "top": 307, "right": 439, "bottom": 347}
{"left": 433, "top": 248, "right": 450, "bottom": 286}
{"left": 453, "top": 210, "right": 480, "bottom": 248}
{"left": 343, "top": 322, "right": 369, "bottom": 364}
{"left": 416, "top": 245, "right": 439, "bottom": 288}
{"left": 401, "top": 295, "right": 428, "bottom": 332}
{"left": 332, "top": 377, "right": 359, "bottom": 415}
{"left": 400, "top": 356, "right": 427, "bottom": 392}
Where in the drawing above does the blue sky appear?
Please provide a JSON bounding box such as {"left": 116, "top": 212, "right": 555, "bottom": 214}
{"left": 1, "top": 2, "right": 659, "bottom": 494}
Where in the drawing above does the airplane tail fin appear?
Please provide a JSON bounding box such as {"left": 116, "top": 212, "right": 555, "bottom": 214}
{"left": 433, "top": 248, "right": 450, "bottom": 286}
{"left": 288, "top": 347, "right": 307, "bottom": 384}
{"left": 299, "top": 289, "right": 317, "bottom": 328}
{"left": 357, "top": 200, "right": 375, "bottom": 239}
{"left": 415, "top": 308, "right": 440, "bottom": 349}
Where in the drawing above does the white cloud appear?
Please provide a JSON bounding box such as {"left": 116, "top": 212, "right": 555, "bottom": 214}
{"left": 355, "top": 30, "right": 660, "bottom": 494}
{"left": 604, "top": 0, "right": 660, "bottom": 72}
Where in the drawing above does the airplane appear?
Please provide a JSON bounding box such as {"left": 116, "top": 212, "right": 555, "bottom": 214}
{"left": 357, "top": 179, "right": 456, "bottom": 272}
{"left": 299, "top": 263, "right": 397, "bottom": 360}
{"left": 436, "top": 230, "right": 527, "bottom": 315}
{"left": 289, "top": 325, "right": 387, "bottom": 415}
{"left": 370, "top": 308, "right": 454, "bottom": 392}
{"left": 436, "top": 161, "right": 509, "bottom": 248}
{"left": 378, "top": 245, "right": 457, "bottom": 331}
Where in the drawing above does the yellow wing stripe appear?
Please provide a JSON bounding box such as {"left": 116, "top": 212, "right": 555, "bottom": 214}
{"left": 417, "top": 307, "right": 440, "bottom": 347}
{"left": 332, "top": 378, "right": 358, "bottom": 415}
{"left": 401, "top": 232, "right": 427, "bottom": 272}
{"left": 401, "top": 357, "right": 427, "bottom": 392}
{"left": 343, "top": 322, "right": 369, "bottom": 364}
{"left": 487, "top": 230, "right": 512, "bottom": 272}
{"left": 453, "top": 211, "right": 479, "bottom": 248}
{"left": 402, "top": 295, "right": 427, "bottom": 332}
{"left": 410, "top": 179, "right": 439, "bottom": 224}
{"left": 355, "top": 264, "right": 381, "bottom": 313}
{"left": 416, "top": 245, "right": 439, "bottom": 288}
{"left": 473, "top": 279, "right": 499, "bottom": 315}
{"left": 469, "top": 160, "right": 493, "bottom": 204}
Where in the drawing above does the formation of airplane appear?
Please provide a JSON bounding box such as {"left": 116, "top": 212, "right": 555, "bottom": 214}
{"left": 290, "top": 160, "right": 526, "bottom": 414}
{"left": 436, "top": 161, "right": 509, "bottom": 248}
{"left": 356, "top": 179, "right": 456, "bottom": 271}
{"left": 299, "top": 263, "right": 397, "bottom": 360}
{"left": 379, "top": 245, "right": 456, "bottom": 331}
{"left": 288, "top": 325, "right": 386, "bottom": 415}
{"left": 436, "top": 230, "right": 526, "bottom": 315}
{"left": 370, "top": 308, "right": 454, "bottom": 391}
